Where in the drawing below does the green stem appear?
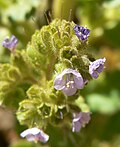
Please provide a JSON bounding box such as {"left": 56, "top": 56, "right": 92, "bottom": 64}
{"left": 52, "top": 0, "right": 76, "bottom": 20}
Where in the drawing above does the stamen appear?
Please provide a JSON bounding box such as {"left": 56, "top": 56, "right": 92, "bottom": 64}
{"left": 66, "top": 81, "right": 74, "bottom": 88}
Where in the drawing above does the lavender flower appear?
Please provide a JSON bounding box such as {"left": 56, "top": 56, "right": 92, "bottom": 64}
{"left": 89, "top": 58, "right": 106, "bottom": 78}
{"left": 74, "top": 25, "right": 90, "bottom": 41}
{"left": 54, "top": 68, "right": 84, "bottom": 96}
{"left": 2, "top": 35, "right": 18, "bottom": 52}
{"left": 72, "top": 112, "right": 91, "bottom": 132}
{"left": 20, "top": 127, "right": 49, "bottom": 143}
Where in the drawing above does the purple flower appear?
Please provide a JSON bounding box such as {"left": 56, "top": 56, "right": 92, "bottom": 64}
{"left": 89, "top": 58, "right": 106, "bottom": 79}
{"left": 20, "top": 127, "right": 49, "bottom": 143}
{"left": 2, "top": 35, "right": 18, "bottom": 52}
{"left": 54, "top": 68, "right": 84, "bottom": 96}
{"left": 72, "top": 112, "right": 91, "bottom": 132}
{"left": 74, "top": 25, "right": 90, "bottom": 41}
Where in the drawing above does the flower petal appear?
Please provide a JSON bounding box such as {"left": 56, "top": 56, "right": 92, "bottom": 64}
{"left": 80, "top": 112, "right": 91, "bottom": 127}
{"left": 20, "top": 128, "right": 49, "bottom": 143}
{"left": 97, "top": 64, "right": 104, "bottom": 73}
{"left": 91, "top": 70, "right": 99, "bottom": 79}
{"left": 54, "top": 75, "right": 66, "bottom": 90}
{"left": 20, "top": 127, "right": 40, "bottom": 137}
{"left": 62, "top": 84, "right": 77, "bottom": 96}
{"left": 72, "top": 113, "right": 82, "bottom": 122}
{"left": 2, "top": 35, "right": 18, "bottom": 51}
{"left": 74, "top": 75, "right": 84, "bottom": 89}
{"left": 37, "top": 131, "right": 49, "bottom": 143}
{"left": 26, "top": 134, "right": 35, "bottom": 141}
{"left": 74, "top": 25, "right": 90, "bottom": 41}
{"left": 72, "top": 112, "right": 91, "bottom": 132}
{"left": 72, "top": 121, "right": 82, "bottom": 132}
{"left": 89, "top": 58, "right": 106, "bottom": 78}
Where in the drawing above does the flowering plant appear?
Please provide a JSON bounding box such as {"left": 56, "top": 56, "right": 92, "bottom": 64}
{"left": 0, "top": 19, "right": 105, "bottom": 143}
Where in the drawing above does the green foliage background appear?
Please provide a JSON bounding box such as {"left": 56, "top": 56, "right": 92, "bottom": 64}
{"left": 0, "top": 0, "right": 120, "bottom": 147}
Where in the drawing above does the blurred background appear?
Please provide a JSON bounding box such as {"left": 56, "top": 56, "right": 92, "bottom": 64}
{"left": 0, "top": 0, "right": 120, "bottom": 147}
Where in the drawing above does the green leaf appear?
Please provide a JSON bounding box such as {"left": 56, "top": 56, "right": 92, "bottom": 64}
{"left": 87, "top": 91, "right": 120, "bottom": 114}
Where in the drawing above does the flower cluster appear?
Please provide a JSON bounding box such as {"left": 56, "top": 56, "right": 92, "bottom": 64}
{"left": 1, "top": 20, "right": 106, "bottom": 143}
{"left": 54, "top": 25, "right": 105, "bottom": 97}
{"left": 53, "top": 24, "right": 106, "bottom": 134}
{"left": 54, "top": 57, "right": 106, "bottom": 96}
